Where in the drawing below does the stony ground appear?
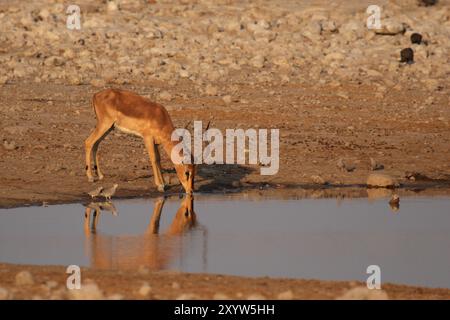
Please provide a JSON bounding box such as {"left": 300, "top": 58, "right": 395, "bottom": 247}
{"left": 1, "top": 263, "right": 450, "bottom": 300}
{"left": 1, "top": 0, "right": 450, "bottom": 299}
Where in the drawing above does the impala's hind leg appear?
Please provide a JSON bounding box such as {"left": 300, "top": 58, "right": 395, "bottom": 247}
{"left": 85, "top": 122, "right": 113, "bottom": 182}
{"left": 92, "top": 126, "right": 114, "bottom": 180}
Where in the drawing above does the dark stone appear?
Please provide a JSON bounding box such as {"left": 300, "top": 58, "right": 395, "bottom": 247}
{"left": 410, "top": 33, "right": 422, "bottom": 44}
{"left": 400, "top": 48, "right": 414, "bottom": 64}
{"left": 418, "top": 0, "right": 437, "bottom": 6}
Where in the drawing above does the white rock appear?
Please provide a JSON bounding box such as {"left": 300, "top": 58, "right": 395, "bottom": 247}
{"left": 68, "top": 283, "right": 104, "bottom": 300}
{"left": 247, "top": 293, "right": 266, "bottom": 300}
{"left": 0, "top": 287, "right": 10, "bottom": 300}
{"left": 277, "top": 290, "right": 294, "bottom": 300}
{"left": 337, "top": 287, "right": 388, "bottom": 300}
{"left": 366, "top": 173, "right": 398, "bottom": 188}
{"left": 250, "top": 55, "right": 265, "bottom": 68}
{"left": 205, "top": 84, "right": 218, "bottom": 96}
{"left": 222, "top": 95, "right": 232, "bottom": 104}
{"left": 138, "top": 283, "right": 152, "bottom": 297}
{"left": 159, "top": 91, "right": 172, "bottom": 101}
{"left": 374, "top": 20, "right": 405, "bottom": 35}
{"left": 15, "top": 271, "right": 34, "bottom": 286}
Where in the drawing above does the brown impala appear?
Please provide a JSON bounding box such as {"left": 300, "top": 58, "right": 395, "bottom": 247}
{"left": 85, "top": 89, "right": 195, "bottom": 193}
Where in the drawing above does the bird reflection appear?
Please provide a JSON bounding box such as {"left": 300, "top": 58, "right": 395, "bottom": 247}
{"left": 82, "top": 195, "right": 200, "bottom": 271}
{"left": 389, "top": 194, "right": 400, "bottom": 213}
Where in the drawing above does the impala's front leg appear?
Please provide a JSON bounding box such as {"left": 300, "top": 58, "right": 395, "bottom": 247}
{"left": 144, "top": 136, "right": 166, "bottom": 192}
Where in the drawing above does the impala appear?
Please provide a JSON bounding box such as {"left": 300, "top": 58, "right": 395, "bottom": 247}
{"left": 85, "top": 88, "right": 195, "bottom": 194}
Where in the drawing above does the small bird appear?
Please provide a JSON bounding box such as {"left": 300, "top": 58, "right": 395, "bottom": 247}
{"left": 389, "top": 194, "right": 400, "bottom": 212}
{"left": 99, "top": 184, "right": 118, "bottom": 200}
{"left": 370, "top": 158, "right": 384, "bottom": 171}
{"left": 87, "top": 186, "right": 103, "bottom": 199}
{"left": 337, "top": 158, "right": 355, "bottom": 172}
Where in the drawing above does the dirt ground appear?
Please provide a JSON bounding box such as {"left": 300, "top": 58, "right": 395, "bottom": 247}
{"left": 1, "top": 0, "right": 450, "bottom": 299}
{"left": 1, "top": 81, "right": 450, "bottom": 208}
{"left": 1, "top": 263, "right": 450, "bottom": 300}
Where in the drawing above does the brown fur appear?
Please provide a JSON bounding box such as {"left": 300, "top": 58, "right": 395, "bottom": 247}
{"left": 85, "top": 88, "right": 195, "bottom": 194}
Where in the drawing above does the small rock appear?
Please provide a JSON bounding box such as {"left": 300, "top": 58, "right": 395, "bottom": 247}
{"left": 250, "top": 55, "right": 265, "bottom": 68}
{"left": 45, "top": 280, "right": 58, "bottom": 289}
{"left": 400, "top": 48, "right": 414, "bottom": 64}
{"left": 374, "top": 20, "right": 405, "bottom": 35}
{"left": 90, "top": 79, "right": 106, "bottom": 87}
{"left": 172, "top": 282, "right": 181, "bottom": 289}
{"left": 138, "top": 283, "right": 152, "bottom": 297}
{"left": 222, "top": 95, "right": 232, "bottom": 105}
{"left": 367, "top": 173, "right": 398, "bottom": 188}
{"left": 311, "top": 175, "right": 327, "bottom": 185}
{"left": 418, "top": 0, "right": 437, "bottom": 7}
{"left": 0, "top": 287, "right": 10, "bottom": 300}
{"left": 277, "top": 290, "right": 294, "bottom": 300}
{"left": 68, "top": 283, "right": 104, "bottom": 300}
{"left": 159, "top": 91, "right": 172, "bottom": 101}
{"left": 177, "top": 293, "right": 199, "bottom": 300}
{"left": 213, "top": 293, "right": 230, "bottom": 300}
{"left": 410, "top": 33, "right": 423, "bottom": 45}
{"left": 15, "top": 271, "right": 34, "bottom": 286}
{"left": 205, "top": 84, "right": 218, "bottom": 96}
{"left": 3, "top": 140, "right": 17, "bottom": 151}
{"left": 179, "top": 69, "right": 190, "bottom": 78}
{"left": 247, "top": 293, "right": 266, "bottom": 300}
{"left": 337, "top": 287, "right": 388, "bottom": 300}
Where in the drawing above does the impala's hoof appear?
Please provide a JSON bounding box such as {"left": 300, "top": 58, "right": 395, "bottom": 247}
{"left": 157, "top": 184, "right": 167, "bottom": 192}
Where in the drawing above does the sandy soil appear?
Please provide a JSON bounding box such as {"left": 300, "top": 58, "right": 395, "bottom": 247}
{"left": 1, "top": 81, "right": 450, "bottom": 208}
{"left": 1, "top": 263, "right": 450, "bottom": 300}
{"left": 1, "top": 0, "right": 450, "bottom": 299}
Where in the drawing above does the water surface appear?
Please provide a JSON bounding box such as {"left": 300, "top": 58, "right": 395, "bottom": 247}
{"left": 0, "top": 194, "right": 449, "bottom": 289}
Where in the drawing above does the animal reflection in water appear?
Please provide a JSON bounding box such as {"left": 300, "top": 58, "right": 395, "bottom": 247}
{"left": 83, "top": 195, "right": 205, "bottom": 271}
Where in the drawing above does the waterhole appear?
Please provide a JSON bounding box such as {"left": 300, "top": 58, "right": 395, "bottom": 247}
{"left": 0, "top": 194, "right": 449, "bottom": 288}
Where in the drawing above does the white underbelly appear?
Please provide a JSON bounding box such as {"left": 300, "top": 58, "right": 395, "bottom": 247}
{"left": 115, "top": 124, "right": 143, "bottom": 137}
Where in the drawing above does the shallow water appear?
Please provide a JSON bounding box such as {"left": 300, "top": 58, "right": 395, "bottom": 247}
{"left": 1, "top": 194, "right": 449, "bottom": 289}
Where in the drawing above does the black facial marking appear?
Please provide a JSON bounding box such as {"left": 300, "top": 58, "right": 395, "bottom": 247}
{"left": 94, "top": 165, "right": 98, "bottom": 170}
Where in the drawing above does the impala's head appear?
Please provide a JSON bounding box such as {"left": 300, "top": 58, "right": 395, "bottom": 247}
{"left": 175, "top": 163, "right": 196, "bottom": 194}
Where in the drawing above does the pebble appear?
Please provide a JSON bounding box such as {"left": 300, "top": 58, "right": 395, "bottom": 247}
{"left": 15, "top": 271, "right": 34, "bottom": 286}
{"left": 400, "top": 48, "right": 414, "bottom": 64}
{"left": 277, "top": 290, "right": 294, "bottom": 300}
{"left": 247, "top": 293, "right": 266, "bottom": 300}
{"left": 158, "top": 91, "right": 172, "bottom": 101}
{"left": 0, "top": 287, "right": 10, "bottom": 300}
{"left": 67, "top": 283, "right": 104, "bottom": 300}
{"left": 138, "top": 283, "right": 152, "bottom": 297}
{"left": 336, "top": 287, "right": 388, "bottom": 300}
{"left": 366, "top": 173, "right": 398, "bottom": 188}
